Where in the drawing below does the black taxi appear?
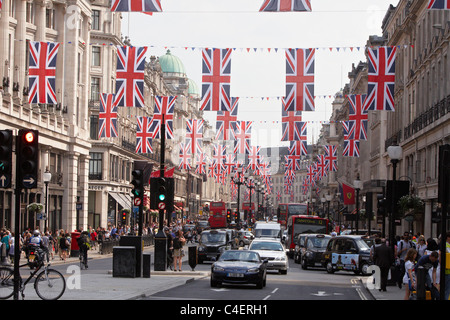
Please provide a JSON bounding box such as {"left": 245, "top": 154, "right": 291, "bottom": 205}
{"left": 300, "top": 234, "right": 331, "bottom": 270}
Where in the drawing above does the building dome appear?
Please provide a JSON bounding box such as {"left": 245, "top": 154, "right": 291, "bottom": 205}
{"left": 158, "top": 50, "right": 186, "bottom": 77}
{"left": 188, "top": 78, "right": 200, "bottom": 97}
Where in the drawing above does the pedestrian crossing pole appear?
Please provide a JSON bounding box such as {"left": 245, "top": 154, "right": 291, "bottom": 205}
{"left": 438, "top": 144, "right": 449, "bottom": 300}
{"left": 154, "top": 115, "right": 167, "bottom": 271}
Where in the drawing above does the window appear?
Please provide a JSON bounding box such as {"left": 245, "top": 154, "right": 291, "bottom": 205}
{"left": 90, "top": 115, "right": 99, "bottom": 140}
{"left": 92, "top": 46, "right": 101, "bottom": 67}
{"left": 89, "top": 152, "right": 103, "bottom": 180}
{"left": 92, "top": 10, "right": 100, "bottom": 30}
{"left": 90, "top": 77, "right": 101, "bottom": 101}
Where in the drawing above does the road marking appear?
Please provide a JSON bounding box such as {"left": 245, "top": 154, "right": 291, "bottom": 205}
{"left": 271, "top": 288, "right": 279, "bottom": 294}
{"left": 263, "top": 295, "right": 271, "bottom": 300}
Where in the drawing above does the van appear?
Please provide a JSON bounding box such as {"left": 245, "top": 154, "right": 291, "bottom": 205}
{"left": 253, "top": 222, "right": 282, "bottom": 240}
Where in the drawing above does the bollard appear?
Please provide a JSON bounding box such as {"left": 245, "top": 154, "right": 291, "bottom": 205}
{"left": 416, "top": 266, "right": 427, "bottom": 300}
{"left": 188, "top": 246, "right": 197, "bottom": 271}
{"left": 143, "top": 253, "right": 151, "bottom": 278}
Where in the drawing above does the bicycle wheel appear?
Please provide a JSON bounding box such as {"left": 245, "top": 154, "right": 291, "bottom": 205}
{"left": 0, "top": 267, "right": 15, "bottom": 300}
{"left": 34, "top": 268, "right": 66, "bottom": 300}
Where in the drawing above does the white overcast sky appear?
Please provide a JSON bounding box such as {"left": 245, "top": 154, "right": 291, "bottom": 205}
{"left": 121, "top": 0, "right": 399, "bottom": 147}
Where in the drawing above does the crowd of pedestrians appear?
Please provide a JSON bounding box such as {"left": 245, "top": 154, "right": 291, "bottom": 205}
{"left": 370, "top": 231, "right": 450, "bottom": 300}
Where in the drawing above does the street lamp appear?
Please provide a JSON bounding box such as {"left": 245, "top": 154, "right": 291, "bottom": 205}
{"left": 231, "top": 167, "right": 244, "bottom": 222}
{"left": 321, "top": 197, "right": 326, "bottom": 218}
{"left": 245, "top": 177, "right": 256, "bottom": 225}
{"left": 335, "top": 192, "right": 341, "bottom": 233}
{"left": 387, "top": 145, "right": 402, "bottom": 251}
{"left": 43, "top": 168, "right": 52, "bottom": 232}
{"left": 325, "top": 193, "right": 332, "bottom": 221}
{"left": 354, "top": 175, "right": 362, "bottom": 234}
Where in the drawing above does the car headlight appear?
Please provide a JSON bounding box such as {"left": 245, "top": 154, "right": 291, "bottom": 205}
{"left": 247, "top": 268, "right": 259, "bottom": 273}
{"left": 213, "top": 266, "right": 225, "bottom": 272}
{"left": 198, "top": 246, "right": 205, "bottom": 252}
{"left": 275, "top": 256, "right": 286, "bottom": 261}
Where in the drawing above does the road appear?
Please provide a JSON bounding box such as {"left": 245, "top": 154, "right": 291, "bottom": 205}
{"left": 40, "top": 247, "right": 372, "bottom": 301}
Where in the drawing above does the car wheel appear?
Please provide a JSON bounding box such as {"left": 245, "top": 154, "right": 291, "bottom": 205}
{"left": 210, "top": 277, "right": 218, "bottom": 287}
{"left": 360, "top": 262, "right": 370, "bottom": 276}
{"left": 326, "top": 261, "right": 334, "bottom": 274}
{"left": 256, "top": 276, "right": 265, "bottom": 289}
{"left": 301, "top": 258, "right": 308, "bottom": 270}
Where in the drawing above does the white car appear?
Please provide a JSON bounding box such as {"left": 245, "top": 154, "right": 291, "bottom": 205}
{"left": 248, "top": 239, "right": 288, "bottom": 274}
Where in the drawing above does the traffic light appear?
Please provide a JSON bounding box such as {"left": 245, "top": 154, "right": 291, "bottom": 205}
{"left": 131, "top": 169, "right": 144, "bottom": 199}
{"left": 227, "top": 209, "right": 231, "bottom": 223}
{"left": 0, "top": 130, "right": 12, "bottom": 188}
{"left": 157, "top": 177, "right": 167, "bottom": 205}
{"left": 17, "top": 129, "right": 38, "bottom": 189}
{"left": 121, "top": 210, "right": 127, "bottom": 225}
{"left": 377, "top": 194, "right": 386, "bottom": 215}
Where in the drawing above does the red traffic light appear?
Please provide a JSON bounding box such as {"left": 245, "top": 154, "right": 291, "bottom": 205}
{"left": 24, "top": 131, "right": 36, "bottom": 143}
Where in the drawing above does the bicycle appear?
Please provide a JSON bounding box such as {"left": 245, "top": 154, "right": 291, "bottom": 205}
{"left": 79, "top": 248, "right": 88, "bottom": 270}
{"left": 0, "top": 249, "right": 66, "bottom": 300}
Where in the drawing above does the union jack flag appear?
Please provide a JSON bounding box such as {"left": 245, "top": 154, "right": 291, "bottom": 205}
{"left": 259, "top": 0, "right": 312, "bottom": 11}
{"left": 281, "top": 109, "right": 303, "bottom": 141}
{"left": 306, "top": 164, "right": 315, "bottom": 186}
{"left": 195, "top": 152, "right": 208, "bottom": 175}
{"left": 343, "top": 139, "right": 360, "bottom": 157}
{"left": 247, "top": 145, "right": 261, "bottom": 172}
{"left": 136, "top": 116, "right": 153, "bottom": 154}
{"left": 365, "top": 46, "right": 397, "bottom": 111}
{"left": 233, "top": 121, "right": 252, "bottom": 154}
{"left": 186, "top": 119, "right": 204, "bottom": 155}
{"left": 288, "top": 124, "right": 307, "bottom": 156}
{"left": 213, "top": 143, "right": 227, "bottom": 169}
{"left": 111, "top": 0, "right": 162, "bottom": 12}
{"left": 151, "top": 96, "right": 176, "bottom": 139}
{"left": 316, "top": 155, "right": 328, "bottom": 179}
{"left": 428, "top": 0, "right": 450, "bottom": 9}
{"left": 115, "top": 46, "right": 147, "bottom": 107}
{"left": 285, "top": 153, "right": 301, "bottom": 171}
{"left": 201, "top": 48, "right": 232, "bottom": 112}
{"left": 276, "top": 191, "right": 282, "bottom": 202}
{"left": 284, "top": 48, "right": 315, "bottom": 112}
{"left": 347, "top": 94, "right": 369, "bottom": 140}
{"left": 223, "top": 154, "right": 236, "bottom": 176}
{"left": 178, "top": 143, "right": 192, "bottom": 170}
{"left": 99, "top": 93, "right": 119, "bottom": 138}
{"left": 216, "top": 97, "right": 239, "bottom": 140}
{"left": 28, "top": 41, "right": 60, "bottom": 105}
{"left": 323, "top": 145, "right": 338, "bottom": 172}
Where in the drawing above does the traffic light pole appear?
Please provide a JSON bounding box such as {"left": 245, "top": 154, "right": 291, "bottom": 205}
{"left": 154, "top": 115, "right": 167, "bottom": 271}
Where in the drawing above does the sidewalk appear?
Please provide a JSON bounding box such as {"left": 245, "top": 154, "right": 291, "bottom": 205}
{"left": 14, "top": 244, "right": 209, "bottom": 300}
{"left": 361, "top": 279, "right": 404, "bottom": 300}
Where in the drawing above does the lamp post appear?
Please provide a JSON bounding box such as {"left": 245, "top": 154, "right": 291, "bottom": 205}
{"left": 231, "top": 167, "right": 244, "bottom": 223}
{"left": 43, "top": 168, "right": 52, "bottom": 232}
{"left": 387, "top": 145, "right": 402, "bottom": 252}
{"left": 354, "top": 175, "right": 361, "bottom": 235}
{"left": 321, "top": 197, "right": 326, "bottom": 218}
{"left": 246, "top": 177, "right": 255, "bottom": 225}
{"left": 325, "top": 193, "right": 332, "bottom": 221}
{"left": 335, "top": 192, "right": 341, "bottom": 234}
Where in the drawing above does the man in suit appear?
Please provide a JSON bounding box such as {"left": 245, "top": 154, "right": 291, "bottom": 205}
{"left": 373, "top": 238, "right": 395, "bottom": 291}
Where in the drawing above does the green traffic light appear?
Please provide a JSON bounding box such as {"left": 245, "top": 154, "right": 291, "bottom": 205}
{"left": 159, "top": 194, "right": 165, "bottom": 201}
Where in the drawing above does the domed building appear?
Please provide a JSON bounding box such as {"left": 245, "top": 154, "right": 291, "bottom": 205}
{"left": 158, "top": 50, "right": 188, "bottom": 95}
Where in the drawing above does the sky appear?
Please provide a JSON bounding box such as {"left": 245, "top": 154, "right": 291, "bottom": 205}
{"left": 121, "top": 0, "right": 399, "bottom": 147}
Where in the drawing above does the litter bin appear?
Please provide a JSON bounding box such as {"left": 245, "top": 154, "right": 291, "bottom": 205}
{"left": 70, "top": 232, "right": 81, "bottom": 257}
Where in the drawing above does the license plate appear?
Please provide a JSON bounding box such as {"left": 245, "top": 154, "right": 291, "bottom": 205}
{"left": 228, "top": 273, "right": 244, "bottom": 278}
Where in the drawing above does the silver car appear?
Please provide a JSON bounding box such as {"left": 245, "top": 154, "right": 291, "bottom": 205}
{"left": 248, "top": 239, "right": 289, "bottom": 274}
{"left": 237, "top": 230, "right": 254, "bottom": 247}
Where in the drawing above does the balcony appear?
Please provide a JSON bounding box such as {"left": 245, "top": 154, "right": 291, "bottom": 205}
{"left": 403, "top": 96, "right": 450, "bottom": 140}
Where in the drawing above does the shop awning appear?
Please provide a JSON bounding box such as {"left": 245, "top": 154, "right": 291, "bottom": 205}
{"left": 109, "top": 192, "right": 131, "bottom": 210}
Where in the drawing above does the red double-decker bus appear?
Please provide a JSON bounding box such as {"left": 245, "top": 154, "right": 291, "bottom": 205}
{"left": 277, "top": 203, "right": 308, "bottom": 227}
{"left": 208, "top": 201, "right": 227, "bottom": 228}
{"left": 285, "top": 215, "right": 329, "bottom": 257}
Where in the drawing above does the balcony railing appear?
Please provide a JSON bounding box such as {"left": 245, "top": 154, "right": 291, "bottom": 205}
{"left": 403, "top": 96, "right": 450, "bottom": 140}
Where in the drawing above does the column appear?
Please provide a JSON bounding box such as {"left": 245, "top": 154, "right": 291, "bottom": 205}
{"left": 424, "top": 200, "right": 432, "bottom": 239}
{"left": 63, "top": 152, "right": 79, "bottom": 231}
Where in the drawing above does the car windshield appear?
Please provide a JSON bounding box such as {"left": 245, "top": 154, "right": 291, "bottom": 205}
{"left": 201, "top": 232, "right": 226, "bottom": 244}
{"left": 254, "top": 229, "right": 280, "bottom": 238}
{"left": 307, "top": 237, "right": 329, "bottom": 249}
{"left": 250, "top": 241, "right": 283, "bottom": 251}
{"left": 355, "top": 239, "right": 370, "bottom": 251}
{"left": 219, "top": 251, "right": 260, "bottom": 263}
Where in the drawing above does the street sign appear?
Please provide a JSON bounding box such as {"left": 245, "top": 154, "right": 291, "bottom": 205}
{"left": 22, "top": 175, "right": 36, "bottom": 188}
{"left": 158, "top": 202, "right": 165, "bottom": 210}
{"left": 134, "top": 197, "right": 141, "bottom": 206}
{"left": 0, "top": 174, "right": 10, "bottom": 188}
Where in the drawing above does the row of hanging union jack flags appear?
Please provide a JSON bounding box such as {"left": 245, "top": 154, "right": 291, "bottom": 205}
{"left": 107, "top": 0, "right": 449, "bottom": 13}
{"left": 109, "top": 0, "right": 312, "bottom": 13}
